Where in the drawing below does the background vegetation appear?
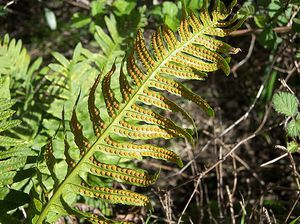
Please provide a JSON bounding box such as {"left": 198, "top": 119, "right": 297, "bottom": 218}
{"left": 0, "top": 0, "right": 300, "bottom": 223}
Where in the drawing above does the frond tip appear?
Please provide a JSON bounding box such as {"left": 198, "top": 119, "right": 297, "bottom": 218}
{"left": 35, "top": 1, "right": 245, "bottom": 223}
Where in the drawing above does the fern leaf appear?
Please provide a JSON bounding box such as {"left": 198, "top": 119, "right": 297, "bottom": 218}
{"left": 0, "top": 35, "right": 30, "bottom": 80}
{"left": 0, "top": 35, "right": 42, "bottom": 94}
{"left": 0, "top": 99, "right": 30, "bottom": 176}
{"left": 102, "top": 64, "right": 121, "bottom": 118}
{"left": 86, "top": 157, "right": 160, "bottom": 187}
{"left": 44, "top": 139, "right": 60, "bottom": 187}
{"left": 0, "top": 135, "right": 24, "bottom": 147}
{"left": 88, "top": 73, "right": 105, "bottom": 136}
{"left": 0, "top": 98, "right": 35, "bottom": 219}
{"left": 70, "top": 94, "right": 90, "bottom": 154}
{"left": 74, "top": 183, "right": 151, "bottom": 208}
{"left": 60, "top": 197, "right": 133, "bottom": 224}
{"left": 35, "top": 2, "right": 245, "bottom": 223}
{"left": 62, "top": 108, "right": 75, "bottom": 171}
{"left": 100, "top": 137, "right": 183, "bottom": 166}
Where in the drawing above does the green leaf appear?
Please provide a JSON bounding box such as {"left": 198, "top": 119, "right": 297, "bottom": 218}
{"left": 44, "top": 8, "right": 57, "bottom": 30}
{"left": 268, "top": 0, "right": 281, "bottom": 17}
{"left": 162, "top": 2, "right": 180, "bottom": 31}
{"left": 48, "top": 63, "right": 66, "bottom": 74}
{"left": 266, "top": 71, "right": 277, "bottom": 101}
{"left": 71, "top": 13, "right": 92, "bottom": 29}
{"left": 254, "top": 15, "right": 267, "bottom": 28}
{"left": 0, "top": 120, "right": 21, "bottom": 132}
{"left": 0, "top": 76, "right": 10, "bottom": 99}
{"left": 165, "top": 15, "right": 180, "bottom": 31}
{"left": 287, "top": 141, "right": 299, "bottom": 153}
{"left": 52, "top": 52, "right": 70, "bottom": 68}
{"left": 27, "top": 57, "right": 42, "bottom": 77}
{"left": 290, "top": 216, "right": 300, "bottom": 224}
{"left": 162, "top": 1, "right": 178, "bottom": 17}
{"left": 258, "top": 27, "right": 282, "bottom": 50}
{"left": 91, "top": 0, "right": 106, "bottom": 16}
{"left": 186, "top": 0, "right": 204, "bottom": 10}
{"left": 72, "top": 43, "right": 82, "bottom": 63}
{"left": 112, "top": 0, "right": 136, "bottom": 16}
{"left": 238, "top": 4, "right": 255, "bottom": 18}
{"left": 286, "top": 118, "right": 300, "bottom": 138}
{"left": 272, "top": 92, "right": 299, "bottom": 117}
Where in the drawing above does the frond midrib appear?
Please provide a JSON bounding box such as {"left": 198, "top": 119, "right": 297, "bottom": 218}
{"left": 37, "top": 18, "right": 217, "bottom": 223}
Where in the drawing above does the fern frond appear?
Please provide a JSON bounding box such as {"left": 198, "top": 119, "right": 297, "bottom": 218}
{"left": 42, "top": 14, "right": 125, "bottom": 142}
{"left": 0, "top": 35, "right": 30, "bottom": 80}
{"left": 0, "top": 34, "right": 42, "bottom": 95}
{"left": 34, "top": 1, "right": 245, "bottom": 223}
{"left": 0, "top": 99, "right": 30, "bottom": 184}
{"left": 0, "top": 98, "right": 36, "bottom": 220}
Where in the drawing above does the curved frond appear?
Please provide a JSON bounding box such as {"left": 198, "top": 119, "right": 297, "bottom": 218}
{"left": 34, "top": 2, "right": 245, "bottom": 223}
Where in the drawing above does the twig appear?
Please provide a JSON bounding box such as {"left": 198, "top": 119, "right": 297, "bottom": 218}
{"left": 232, "top": 34, "right": 256, "bottom": 77}
{"left": 231, "top": 154, "right": 238, "bottom": 195}
{"left": 294, "top": 61, "right": 300, "bottom": 74}
{"left": 260, "top": 153, "right": 288, "bottom": 167}
{"left": 204, "top": 184, "right": 218, "bottom": 224}
{"left": 263, "top": 207, "right": 272, "bottom": 224}
{"left": 230, "top": 26, "right": 292, "bottom": 36}
{"left": 177, "top": 175, "right": 200, "bottom": 223}
{"left": 287, "top": 152, "right": 300, "bottom": 190}
{"left": 158, "top": 191, "right": 173, "bottom": 222}
{"left": 63, "top": 0, "right": 90, "bottom": 9}
{"left": 215, "top": 114, "right": 224, "bottom": 219}
{"left": 169, "top": 120, "right": 284, "bottom": 192}
{"left": 239, "top": 199, "right": 247, "bottom": 224}
{"left": 270, "top": 209, "right": 277, "bottom": 224}
{"left": 177, "top": 93, "right": 276, "bottom": 220}
{"left": 172, "top": 80, "right": 265, "bottom": 178}
{"left": 3, "top": 0, "right": 15, "bottom": 9}
{"left": 177, "top": 133, "right": 256, "bottom": 223}
{"left": 19, "top": 206, "right": 27, "bottom": 220}
{"left": 284, "top": 193, "right": 300, "bottom": 223}
{"left": 217, "top": 140, "right": 265, "bottom": 186}
{"left": 220, "top": 84, "right": 264, "bottom": 137}
{"left": 226, "top": 185, "right": 236, "bottom": 224}
{"left": 279, "top": 78, "right": 295, "bottom": 94}
{"left": 188, "top": 217, "right": 194, "bottom": 224}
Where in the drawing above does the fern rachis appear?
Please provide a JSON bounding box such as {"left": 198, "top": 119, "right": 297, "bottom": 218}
{"left": 34, "top": 1, "right": 246, "bottom": 223}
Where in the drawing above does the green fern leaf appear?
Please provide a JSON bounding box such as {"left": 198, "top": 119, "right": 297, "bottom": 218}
{"left": 0, "top": 99, "right": 30, "bottom": 184}
{"left": 0, "top": 98, "right": 36, "bottom": 220}
{"left": 34, "top": 1, "right": 245, "bottom": 223}
{"left": 43, "top": 14, "right": 125, "bottom": 144}
{"left": 0, "top": 35, "right": 42, "bottom": 95}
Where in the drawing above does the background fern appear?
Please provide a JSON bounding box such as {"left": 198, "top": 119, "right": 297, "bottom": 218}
{"left": 43, "top": 14, "right": 125, "bottom": 134}
{"left": 0, "top": 35, "right": 42, "bottom": 99}
{"left": 0, "top": 97, "right": 36, "bottom": 224}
